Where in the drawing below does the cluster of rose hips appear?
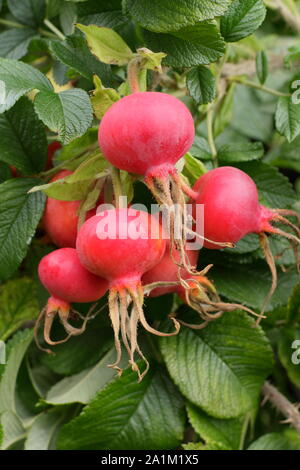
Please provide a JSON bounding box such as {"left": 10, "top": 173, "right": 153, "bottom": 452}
{"left": 37, "top": 92, "right": 300, "bottom": 380}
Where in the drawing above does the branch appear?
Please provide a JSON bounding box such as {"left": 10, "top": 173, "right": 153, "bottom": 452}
{"left": 262, "top": 381, "right": 300, "bottom": 434}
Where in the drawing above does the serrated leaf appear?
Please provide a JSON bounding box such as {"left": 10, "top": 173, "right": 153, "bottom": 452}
{"left": 125, "top": 0, "right": 231, "bottom": 33}
{"left": 0, "top": 28, "right": 36, "bottom": 60}
{"left": 256, "top": 50, "right": 268, "bottom": 85}
{"left": 248, "top": 429, "right": 300, "bottom": 450}
{"left": 236, "top": 161, "right": 297, "bottom": 208}
{"left": 278, "top": 327, "right": 300, "bottom": 388}
{"left": 0, "top": 58, "right": 52, "bottom": 113}
{"left": 0, "top": 178, "right": 45, "bottom": 281}
{"left": 50, "top": 35, "right": 111, "bottom": 85}
{"left": 25, "top": 408, "right": 67, "bottom": 450}
{"left": 187, "top": 66, "right": 216, "bottom": 105}
{"left": 187, "top": 403, "right": 246, "bottom": 450}
{"left": 218, "top": 142, "right": 264, "bottom": 162}
{"left": 0, "top": 278, "right": 38, "bottom": 341}
{"left": 220, "top": 0, "right": 266, "bottom": 43}
{"left": 41, "top": 319, "right": 113, "bottom": 376}
{"left": 45, "top": 347, "right": 124, "bottom": 405}
{"left": 275, "top": 96, "right": 300, "bottom": 143}
{"left": 76, "top": 24, "right": 134, "bottom": 65}
{"left": 57, "top": 366, "right": 185, "bottom": 450}
{"left": 34, "top": 88, "right": 93, "bottom": 144}
{"left": 0, "top": 97, "right": 47, "bottom": 174}
{"left": 144, "top": 21, "right": 226, "bottom": 67}
{"left": 91, "top": 75, "right": 120, "bottom": 119}
{"left": 7, "top": 0, "right": 46, "bottom": 28}
{"left": 161, "top": 311, "right": 273, "bottom": 418}
{"left": 211, "top": 263, "right": 299, "bottom": 311}
{"left": 0, "top": 329, "right": 33, "bottom": 414}
{"left": 56, "top": 127, "right": 98, "bottom": 163}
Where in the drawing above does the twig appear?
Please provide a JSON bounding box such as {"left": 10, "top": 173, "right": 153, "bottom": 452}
{"left": 262, "top": 381, "right": 300, "bottom": 434}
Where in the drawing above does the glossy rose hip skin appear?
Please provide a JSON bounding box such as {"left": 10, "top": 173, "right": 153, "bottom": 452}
{"left": 98, "top": 91, "right": 196, "bottom": 270}
{"left": 192, "top": 166, "right": 300, "bottom": 316}
{"left": 76, "top": 208, "right": 180, "bottom": 379}
{"left": 36, "top": 247, "right": 108, "bottom": 351}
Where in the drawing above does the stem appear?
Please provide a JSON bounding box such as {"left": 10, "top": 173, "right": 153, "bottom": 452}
{"left": 230, "top": 77, "right": 290, "bottom": 97}
{"left": 206, "top": 106, "right": 218, "bottom": 168}
{"left": 0, "top": 18, "right": 25, "bottom": 29}
{"left": 44, "top": 18, "right": 66, "bottom": 41}
{"left": 262, "top": 381, "right": 300, "bottom": 434}
{"left": 111, "top": 166, "right": 126, "bottom": 208}
{"left": 127, "top": 57, "right": 141, "bottom": 94}
{"left": 39, "top": 28, "right": 57, "bottom": 39}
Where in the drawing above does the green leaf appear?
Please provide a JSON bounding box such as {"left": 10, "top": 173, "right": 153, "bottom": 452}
{"left": 275, "top": 96, "right": 300, "bottom": 143}
{"left": 190, "top": 136, "right": 212, "bottom": 161}
{"left": 220, "top": 0, "right": 266, "bottom": 43}
{"left": 256, "top": 50, "right": 268, "bottom": 85}
{"left": 29, "top": 175, "right": 91, "bottom": 201}
{"left": 144, "top": 21, "right": 226, "bottom": 67}
{"left": 287, "top": 284, "right": 300, "bottom": 323}
{"left": 45, "top": 347, "right": 124, "bottom": 405}
{"left": 278, "top": 327, "right": 300, "bottom": 388}
{"left": 25, "top": 408, "right": 67, "bottom": 450}
{"left": 0, "top": 58, "right": 52, "bottom": 113}
{"left": 34, "top": 88, "right": 93, "bottom": 144}
{"left": 236, "top": 161, "right": 297, "bottom": 208}
{"left": 40, "top": 319, "right": 113, "bottom": 376}
{"left": 76, "top": 24, "right": 134, "bottom": 65}
{"left": 218, "top": 142, "right": 264, "bottom": 162}
{"left": 211, "top": 263, "right": 299, "bottom": 311}
{"left": 0, "top": 278, "right": 38, "bottom": 341}
{"left": 57, "top": 366, "right": 185, "bottom": 450}
{"left": 0, "top": 28, "right": 36, "bottom": 60}
{"left": 183, "top": 152, "right": 207, "bottom": 185}
{"left": 91, "top": 75, "right": 120, "bottom": 119}
{"left": 0, "top": 178, "right": 46, "bottom": 281}
{"left": 30, "top": 150, "right": 108, "bottom": 200}
{"left": 7, "top": 0, "right": 46, "bottom": 28}
{"left": 60, "top": 0, "right": 77, "bottom": 35}
{"left": 160, "top": 311, "right": 273, "bottom": 418}
{"left": 125, "top": 0, "right": 231, "bottom": 33}
{"left": 0, "top": 97, "right": 48, "bottom": 174}
{"left": 183, "top": 441, "right": 227, "bottom": 450}
{"left": 187, "top": 66, "right": 216, "bottom": 105}
{"left": 0, "top": 411, "right": 25, "bottom": 450}
{"left": 187, "top": 403, "right": 245, "bottom": 450}
{"left": 0, "top": 329, "right": 33, "bottom": 414}
{"left": 50, "top": 36, "right": 111, "bottom": 84}
{"left": 248, "top": 429, "right": 300, "bottom": 450}
{"left": 56, "top": 127, "right": 98, "bottom": 163}
{"left": 137, "top": 48, "right": 166, "bottom": 72}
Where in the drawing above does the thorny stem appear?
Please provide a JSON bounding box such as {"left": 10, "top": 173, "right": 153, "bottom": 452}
{"left": 262, "top": 381, "right": 300, "bottom": 434}
{"left": 206, "top": 106, "right": 218, "bottom": 168}
{"left": 127, "top": 57, "right": 141, "bottom": 94}
{"left": 229, "top": 77, "right": 290, "bottom": 97}
{"left": 205, "top": 47, "right": 229, "bottom": 168}
{"left": 44, "top": 18, "right": 66, "bottom": 41}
